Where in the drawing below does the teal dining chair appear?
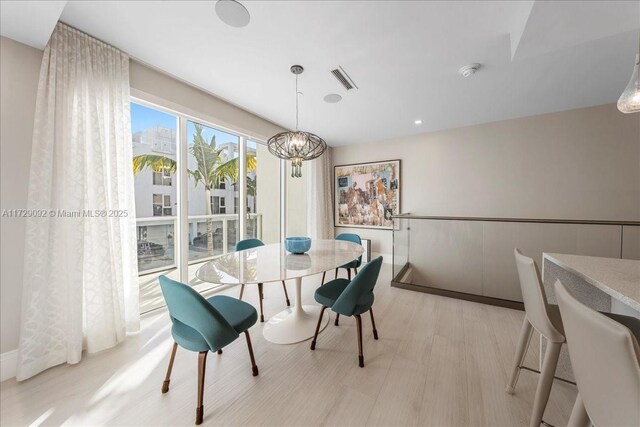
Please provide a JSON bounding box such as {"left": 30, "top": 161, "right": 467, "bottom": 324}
{"left": 236, "top": 238, "right": 290, "bottom": 322}
{"left": 311, "top": 256, "right": 383, "bottom": 367}
{"left": 159, "top": 275, "right": 259, "bottom": 425}
{"left": 320, "top": 233, "right": 364, "bottom": 325}
{"left": 335, "top": 233, "right": 363, "bottom": 280}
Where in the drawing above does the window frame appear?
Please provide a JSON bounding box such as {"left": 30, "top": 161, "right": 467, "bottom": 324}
{"left": 131, "top": 94, "right": 284, "bottom": 298}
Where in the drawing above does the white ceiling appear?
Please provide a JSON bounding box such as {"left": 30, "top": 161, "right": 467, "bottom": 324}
{"left": 1, "top": 1, "right": 639, "bottom": 146}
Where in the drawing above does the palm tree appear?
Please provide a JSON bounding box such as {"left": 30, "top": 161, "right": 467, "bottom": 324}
{"left": 133, "top": 123, "right": 256, "bottom": 255}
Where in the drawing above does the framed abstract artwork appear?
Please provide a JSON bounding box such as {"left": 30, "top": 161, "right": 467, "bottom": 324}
{"left": 334, "top": 159, "right": 401, "bottom": 229}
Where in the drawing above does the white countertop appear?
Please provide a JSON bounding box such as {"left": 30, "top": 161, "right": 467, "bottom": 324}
{"left": 544, "top": 253, "right": 640, "bottom": 312}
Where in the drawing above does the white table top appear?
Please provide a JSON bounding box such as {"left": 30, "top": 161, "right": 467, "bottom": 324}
{"left": 544, "top": 253, "right": 640, "bottom": 311}
{"left": 196, "top": 239, "right": 364, "bottom": 285}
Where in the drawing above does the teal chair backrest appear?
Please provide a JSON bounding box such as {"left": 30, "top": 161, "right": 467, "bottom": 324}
{"left": 336, "top": 233, "right": 363, "bottom": 267}
{"left": 159, "top": 275, "right": 239, "bottom": 351}
{"left": 332, "top": 256, "right": 383, "bottom": 315}
{"left": 236, "top": 238, "right": 264, "bottom": 251}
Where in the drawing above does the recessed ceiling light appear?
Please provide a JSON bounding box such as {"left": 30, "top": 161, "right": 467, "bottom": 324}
{"left": 324, "top": 94, "right": 342, "bottom": 103}
{"left": 414, "top": 119, "right": 423, "bottom": 125}
{"left": 458, "top": 63, "right": 481, "bottom": 77}
{"left": 215, "top": 0, "right": 250, "bottom": 28}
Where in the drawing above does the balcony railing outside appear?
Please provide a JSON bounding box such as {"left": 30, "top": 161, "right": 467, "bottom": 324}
{"left": 136, "top": 213, "right": 262, "bottom": 276}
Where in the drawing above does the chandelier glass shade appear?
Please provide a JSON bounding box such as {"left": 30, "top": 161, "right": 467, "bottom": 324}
{"left": 267, "top": 131, "right": 326, "bottom": 177}
{"left": 267, "top": 65, "right": 327, "bottom": 177}
{"left": 617, "top": 31, "right": 640, "bottom": 114}
{"left": 617, "top": 54, "right": 640, "bottom": 114}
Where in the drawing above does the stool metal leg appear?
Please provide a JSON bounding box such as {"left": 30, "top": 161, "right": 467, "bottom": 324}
{"left": 506, "top": 317, "right": 534, "bottom": 394}
{"left": 529, "top": 341, "right": 562, "bottom": 427}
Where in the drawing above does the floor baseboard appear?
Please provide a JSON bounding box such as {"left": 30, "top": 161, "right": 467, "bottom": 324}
{"left": 1, "top": 349, "right": 17, "bottom": 382}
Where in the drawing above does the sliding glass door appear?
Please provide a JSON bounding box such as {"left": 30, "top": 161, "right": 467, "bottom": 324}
{"left": 131, "top": 100, "right": 280, "bottom": 312}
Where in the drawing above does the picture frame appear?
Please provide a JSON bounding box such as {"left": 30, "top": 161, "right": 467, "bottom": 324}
{"left": 334, "top": 159, "right": 401, "bottom": 230}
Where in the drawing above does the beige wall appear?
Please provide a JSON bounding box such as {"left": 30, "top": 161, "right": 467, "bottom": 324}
{"left": 0, "top": 37, "right": 299, "bottom": 355}
{"left": 333, "top": 103, "right": 640, "bottom": 258}
{"left": 0, "top": 37, "right": 42, "bottom": 354}
{"left": 129, "top": 61, "right": 284, "bottom": 143}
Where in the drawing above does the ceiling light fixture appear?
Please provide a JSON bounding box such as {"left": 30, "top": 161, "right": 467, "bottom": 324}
{"left": 215, "top": 0, "right": 250, "bottom": 28}
{"left": 458, "top": 63, "right": 481, "bottom": 77}
{"left": 267, "top": 65, "right": 327, "bottom": 178}
{"left": 414, "top": 119, "right": 422, "bottom": 125}
{"left": 617, "top": 32, "right": 640, "bottom": 114}
{"left": 324, "top": 94, "right": 342, "bottom": 103}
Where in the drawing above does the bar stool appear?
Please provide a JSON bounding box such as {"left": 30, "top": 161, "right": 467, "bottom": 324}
{"left": 507, "top": 249, "right": 639, "bottom": 427}
{"left": 506, "top": 249, "right": 567, "bottom": 427}
{"left": 554, "top": 280, "right": 640, "bottom": 427}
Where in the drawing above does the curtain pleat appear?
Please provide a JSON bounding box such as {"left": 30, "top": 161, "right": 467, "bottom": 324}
{"left": 17, "top": 23, "right": 139, "bottom": 381}
{"left": 307, "top": 147, "right": 334, "bottom": 239}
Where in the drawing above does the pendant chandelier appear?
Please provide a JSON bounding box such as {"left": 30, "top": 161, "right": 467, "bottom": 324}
{"left": 617, "top": 32, "right": 640, "bottom": 114}
{"left": 267, "top": 65, "right": 327, "bottom": 177}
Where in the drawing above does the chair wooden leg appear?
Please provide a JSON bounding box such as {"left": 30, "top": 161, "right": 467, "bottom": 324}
{"left": 335, "top": 313, "right": 340, "bottom": 326}
{"left": 162, "top": 342, "right": 178, "bottom": 393}
{"left": 335, "top": 268, "right": 339, "bottom": 279}
{"left": 321, "top": 271, "right": 326, "bottom": 285}
{"left": 369, "top": 308, "right": 379, "bottom": 339}
{"left": 196, "top": 351, "right": 208, "bottom": 425}
{"left": 258, "top": 283, "right": 265, "bottom": 322}
{"left": 244, "top": 331, "right": 259, "bottom": 376}
{"left": 356, "top": 314, "right": 364, "bottom": 367}
{"left": 529, "top": 341, "right": 562, "bottom": 427}
{"left": 354, "top": 268, "right": 358, "bottom": 274}
{"left": 239, "top": 284, "right": 245, "bottom": 300}
{"left": 282, "top": 280, "right": 290, "bottom": 306}
{"left": 506, "top": 317, "right": 534, "bottom": 394}
{"left": 348, "top": 269, "right": 352, "bottom": 280}
{"left": 311, "top": 306, "right": 327, "bottom": 350}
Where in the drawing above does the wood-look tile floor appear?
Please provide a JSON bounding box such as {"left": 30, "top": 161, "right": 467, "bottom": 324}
{"left": 0, "top": 264, "right": 576, "bottom": 426}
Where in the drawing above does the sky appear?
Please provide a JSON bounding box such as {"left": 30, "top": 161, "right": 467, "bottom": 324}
{"left": 131, "top": 102, "right": 256, "bottom": 149}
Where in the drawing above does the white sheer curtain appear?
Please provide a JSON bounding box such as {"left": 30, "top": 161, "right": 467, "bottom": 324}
{"left": 17, "top": 23, "right": 139, "bottom": 381}
{"left": 307, "top": 147, "right": 334, "bottom": 239}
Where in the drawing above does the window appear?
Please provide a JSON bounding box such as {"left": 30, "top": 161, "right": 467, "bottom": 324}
{"left": 153, "top": 171, "right": 172, "bottom": 186}
{"left": 132, "top": 99, "right": 283, "bottom": 314}
{"left": 163, "top": 195, "right": 172, "bottom": 216}
{"left": 153, "top": 194, "right": 172, "bottom": 216}
{"left": 212, "top": 196, "right": 226, "bottom": 214}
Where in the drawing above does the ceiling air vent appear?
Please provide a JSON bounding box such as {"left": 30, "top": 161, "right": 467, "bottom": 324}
{"left": 331, "top": 66, "right": 358, "bottom": 90}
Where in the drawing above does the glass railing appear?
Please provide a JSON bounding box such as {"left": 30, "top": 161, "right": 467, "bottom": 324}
{"left": 392, "top": 214, "right": 640, "bottom": 308}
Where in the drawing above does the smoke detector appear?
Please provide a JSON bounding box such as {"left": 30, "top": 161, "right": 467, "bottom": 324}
{"left": 458, "top": 63, "right": 481, "bottom": 77}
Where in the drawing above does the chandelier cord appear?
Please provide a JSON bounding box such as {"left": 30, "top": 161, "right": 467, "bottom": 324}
{"left": 295, "top": 74, "right": 299, "bottom": 131}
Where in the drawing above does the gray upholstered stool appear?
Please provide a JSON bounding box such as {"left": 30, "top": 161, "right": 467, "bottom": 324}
{"left": 555, "top": 280, "right": 640, "bottom": 427}
{"left": 506, "top": 249, "right": 639, "bottom": 427}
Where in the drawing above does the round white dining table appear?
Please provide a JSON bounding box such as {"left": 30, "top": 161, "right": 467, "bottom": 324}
{"left": 195, "top": 239, "right": 364, "bottom": 344}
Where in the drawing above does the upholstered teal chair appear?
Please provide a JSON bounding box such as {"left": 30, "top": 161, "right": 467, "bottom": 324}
{"left": 311, "top": 256, "right": 383, "bottom": 367}
{"left": 335, "top": 233, "right": 363, "bottom": 280}
{"left": 159, "top": 275, "right": 259, "bottom": 425}
{"left": 236, "top": 238, "right": 290, "bottom": 322}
